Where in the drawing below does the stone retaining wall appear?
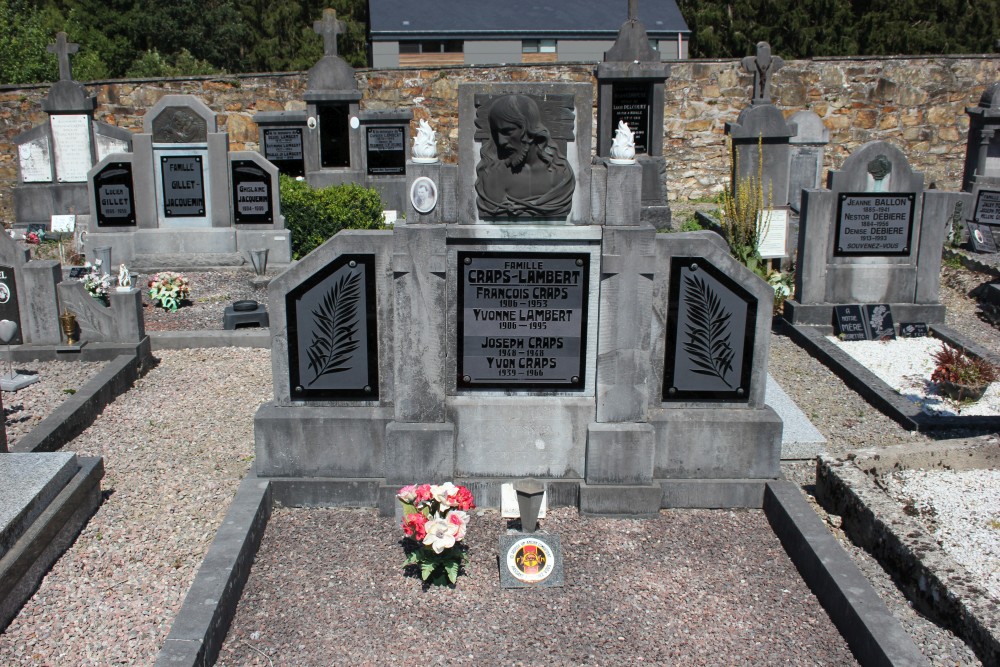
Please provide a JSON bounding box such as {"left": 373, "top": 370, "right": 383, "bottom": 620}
{"left": 1, "top": 56, "right": 996, "bottom": 222}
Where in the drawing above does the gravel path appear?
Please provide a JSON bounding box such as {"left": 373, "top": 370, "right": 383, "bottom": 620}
{"left": 0, "top": 348, "right": 269, "bottom": 666}
{"left": 217, "top": 507, "right": 858, "bottom": 667}
{"left": 0, "top": 259, "right": 997, "bottom": 665}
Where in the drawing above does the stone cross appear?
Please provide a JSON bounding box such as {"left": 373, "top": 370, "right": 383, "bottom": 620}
{"left": 628, "top": 0, "right": 638, "bottom": 21}
{"left": 741, "top": 42, "right": 784, "bottom": 104}
{"left": 313, "top": 9, "right": 344, "bottom": 58}
{"left": 47, "top": 32, "right": 79, "bottom": 82}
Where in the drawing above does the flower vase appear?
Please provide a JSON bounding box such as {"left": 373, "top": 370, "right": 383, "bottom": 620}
{"left": 936, "top": 380, "right": 989, "bottom": 402}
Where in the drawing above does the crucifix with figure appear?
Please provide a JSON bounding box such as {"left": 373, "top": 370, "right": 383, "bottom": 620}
{"left": 47, "top": 32, "right": 79, "bottom": 82}
{"left": 741, "top": 42, "right": 783, "bottom": 104}
{"left": 314, "top": 9, "right": 345, "bottom": 58}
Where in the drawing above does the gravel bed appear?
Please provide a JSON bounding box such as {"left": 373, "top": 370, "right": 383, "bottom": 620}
{"left": 881, "top": 468, "right": 1000, "bottom": 601}
{"left": 827, "top": 336, "right": 1000, "bottom": 416}
{"left": 217, "top": 507, "right": 858, "bottom": 667}
{"left": 3, "top": 359, "right": 109, "bottom": 449}
{"left": 140, "top": 270, "right": 270, "bottom": 332}
{"left": 0, "top": 348, "right": 269, "bottom": 666}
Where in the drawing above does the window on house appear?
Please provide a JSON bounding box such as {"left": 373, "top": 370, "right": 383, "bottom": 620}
{"left": 522, "top": 39, "right": 556, "bottom": 53}
{"left": 399, "top": 41, "right": 463, "bottom": 53}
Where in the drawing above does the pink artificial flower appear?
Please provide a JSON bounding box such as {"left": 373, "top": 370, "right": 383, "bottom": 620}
{"left": 397, "top": 484, "right": 418, "bottom": 503}
{"left": 447, "top": 486, "right": 476, "bottom": 512}
{"left": 402, "top": 512, "right": 428, "bottom": 541}
{"left": 447, "top": 510, "right": 469, "bottom": 541}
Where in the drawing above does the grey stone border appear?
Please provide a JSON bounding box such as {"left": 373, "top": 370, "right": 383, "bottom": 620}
{"left": 816, "top": 454, "right": 999, "bottom": 666}
{"left": 155, "top": 475, "right": 926, "bottom": 667}
{"left": 780, "top": 321, "right": 1000, "bottom": 431}
{"left": 0, "top": 456, "right": 104, "bottom": 631}
{"left": 11, "top": 352, "right": 149, "bottom": 453}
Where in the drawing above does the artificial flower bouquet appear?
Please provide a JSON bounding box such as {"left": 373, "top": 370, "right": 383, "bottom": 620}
{"left": 397, "top": 482, "right": 475, "bottom": 586}
{"left": 80, "top": 261, "right": 112, "bottom": 305}
{"left": 147, "top": 271, "right": 191, "bottom": 312}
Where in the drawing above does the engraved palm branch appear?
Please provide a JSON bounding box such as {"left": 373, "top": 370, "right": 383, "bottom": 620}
{"left": 681, "top": 273, "right": 735, "bottom": 388}
{"left": 306, "top": 271, "right": 362, "bottom": 386}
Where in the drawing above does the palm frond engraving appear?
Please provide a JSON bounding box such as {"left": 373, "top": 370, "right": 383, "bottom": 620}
{"left": 305, "top": 270, "right": 362, "bottom": 386}
{"left": 681, "top": 273, "right": 735, "bottom": 388}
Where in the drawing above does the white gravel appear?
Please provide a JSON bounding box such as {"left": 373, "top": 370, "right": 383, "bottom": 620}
{"left": 880, "top": 468, "right": 1000, "bottom": 602}
{"left": 827, "top": 336, "right": 1000, "bottom": 416}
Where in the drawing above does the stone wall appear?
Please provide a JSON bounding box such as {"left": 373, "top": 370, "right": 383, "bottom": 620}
{"left": 1, "top": 56, "right": 996, "bottom": 222}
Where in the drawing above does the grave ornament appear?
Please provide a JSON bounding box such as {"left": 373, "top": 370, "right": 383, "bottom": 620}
{"left": 117, "top": 264, "right": 131, "bottom": 291}
{"left": 474, "top": 94, "right": 575, "bottom": 218}
{"left": 412, "top": 119, "right": 438, "bottom": 163}
{"left": 609, "top": 121, "right": 636, "bottom": 164}
{"left": 741, "top": 42, "right": 784, "bottom": 104}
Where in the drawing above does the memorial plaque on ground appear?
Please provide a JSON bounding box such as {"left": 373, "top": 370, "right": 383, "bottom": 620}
{"left": 0, "top": 267, "right": 22, "bottom": 345}
{"left": 899, "top": 322, "right": 929, "bottom": 338}
{"left": 262, "top": 128, "right": 305, "bottom": 177}
{"left": 231, "top": 160, "right": 273, "bottom": 224}
{"left": 968, "top": 221, "right": 998, "bottom": 253}
{"left": 93, "top": 162, "right": 136, "bottom": 227}
{"left": 286, "top": 255, "right": 378, "bottom": 400}
{"left": 662, "top": 258, "right": 755, "bottom": 401}
{"left": 834, "top": 193, "right": 916, "bottom": 256}
{"left": 834, "top": 305, "right": 868, "bottom": 340}
{"left": 865, "top": 304, "right": 896, "bottom": 340}
{"left": 365, "top": 126, "right": 406, "bottom": 176}
{"left": 458, "top": 252, "right": 588, "bottom": 390}
{"left": 611, "top": 83, "right": 650, "bottom": 154}
{"left": 498, "top": 533, "right": 564, "bottom": 588}
{"left": 973, "top": 189, "right": 1000, "bottom": 225}
{"left": 160, "top": 156, "right": 205, "bottom": 217}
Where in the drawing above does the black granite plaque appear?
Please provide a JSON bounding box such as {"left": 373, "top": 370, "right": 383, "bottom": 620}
{"left": 968, "top": 221, "right": 998, "bottom": 253}
{"left": 319, "top": 104, "right": 350, "bottom": 168}
{"left": 231, "top": 160, "right": 272, "bottom": 224}
{"left": 899, "top": 322, "right": 929, "bottom": 338}
{"left": 458, "top": 252, "right": 588, "bottom": 390}
{"left": 973, "top": 189, "right": 1000, "bottom": 225}
{"left": 0, "top": 266, "right": 22, "bottom": 345}
{"left": 286, "top": 255, "right": 378, "bottom": 400}
{"left": 662, "top": 258, "right": 756, "bottom": 402}
{"left": 93, "top": 162, "right": 136, "bottom": 227}
{"left": 366, "top": 126, "right": 406, "bottom": 176}
{"left": 262, "top": 128, "right": 305, "bottom": 177}
{"left": 611, "top": 83, "right": 651, "bottom": 154}
{"left": 161, "top": 156, "right": 205, "bottom": 217}
{"left": 834, "top": 305, "right": 868, "bottom": 340}
{"left": 834, "top": 193, "right": 915, "bottom": 257}
{"left": 865, "top": 304, "right": 895, "bottom": 340}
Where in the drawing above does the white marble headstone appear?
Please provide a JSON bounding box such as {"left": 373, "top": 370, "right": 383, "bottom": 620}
{"left": 18, "top": 137, "right": 52, "bottom": 183}
{"left": 50, "top": 114, "right": 93, "bottom": 182}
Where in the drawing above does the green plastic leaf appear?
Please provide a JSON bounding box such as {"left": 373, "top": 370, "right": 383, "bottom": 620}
{"left": 445, "top": 560, "right": 459, "bottom": 583}
{"left": 421, "top": 561, "right": 436, "bottom": 580}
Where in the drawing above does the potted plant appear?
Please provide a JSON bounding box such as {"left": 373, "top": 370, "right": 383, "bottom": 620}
{"left": 397, "top": 482, "right": 475, "bottom": 586}
{"left": 930, "top": 344, "right": 998, "bottom": 402}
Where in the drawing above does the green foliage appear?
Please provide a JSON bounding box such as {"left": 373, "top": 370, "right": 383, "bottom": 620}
{"left": 0, "top": 0, "right": 57, "bottom": 84}
{"left": 679, "top": 217, "right": 705, "bottom": 233}
{"left": 719, "top": 140, "right": 771, "bottom": 277}
{"left": 126, "top": 49, "right": 221, "bottom": 78}
{"left": 279, "top": 176, "right": 385, "bottom": 260}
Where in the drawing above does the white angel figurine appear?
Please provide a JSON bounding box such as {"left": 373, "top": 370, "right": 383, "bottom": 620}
{"left": 117, "top": 263, "right": 132, "bottom": 291}
{"left": 609, "top": 120, "right": 636, "bottom": 164}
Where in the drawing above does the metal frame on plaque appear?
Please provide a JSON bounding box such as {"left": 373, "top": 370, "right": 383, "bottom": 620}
{"left": 457, "top": 251, "right": 589, "bottom": 391}
{"left": 286, "top": 254, "right": 379, "bottom": 401}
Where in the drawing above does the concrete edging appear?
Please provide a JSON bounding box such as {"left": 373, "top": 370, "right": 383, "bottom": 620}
{"left": 155, "top": 474, "right": 271, "bottom": 666}
{"left": 781, "top": 321, "right": 1000, "bottom": 431}
{"left": 815, "top": 457, "right": 1000, "bottom": 667}
{"left": 150, "top": 330, "right": 271, "bottom": 350}
{"left": 0, "top": 456, "right": 104, "bottom": 632}
{"left": 12, "top": 354, "right": 146, "bottom": 453}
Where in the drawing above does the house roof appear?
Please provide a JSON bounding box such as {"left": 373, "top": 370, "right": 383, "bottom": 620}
{"left": 368, "top": 0, "right": 690, "bottom": 40}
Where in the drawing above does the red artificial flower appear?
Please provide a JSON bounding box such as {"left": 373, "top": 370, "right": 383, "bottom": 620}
{"left": 414, "top": 484, "right": 433, "bottom": 504}
{"left": 446, "top": 486, "right": 476, "bottom": 512}
{"left": 401, "top": 512, "right": 428, "bottom": 540}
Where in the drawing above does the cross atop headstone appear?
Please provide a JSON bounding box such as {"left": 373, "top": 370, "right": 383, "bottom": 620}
{"left": 47, "top": 32, "right": 79, "bottom": 82}
{"left": 313, "top": 9, "right": 344, "bottom": 58}
{"left": 741, "top": 42, "right": 784, "bottom": 104}
{"left": 628, "top": 0, "right": 639, "bottom": 21}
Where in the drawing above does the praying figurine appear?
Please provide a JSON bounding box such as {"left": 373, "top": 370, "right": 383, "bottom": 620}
{"left": 117, "top": 263, "right": 132, "bottom": 290}
{"left": 412, "top": 118, "right": 438, "bottom": 163}
{"left": 609, "top": 121, "right": 636, "bottom": 164}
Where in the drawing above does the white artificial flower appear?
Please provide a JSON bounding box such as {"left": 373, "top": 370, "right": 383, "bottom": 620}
{"left": 430, "top": 482, "right": 459, "bottom": 507}
{"left": 422, "top": 518, "right": 458, "bottom": 553}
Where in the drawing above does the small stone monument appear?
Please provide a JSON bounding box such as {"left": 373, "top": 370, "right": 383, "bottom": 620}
{"left": 499, "top": 479, "right": 564, "bottom": 588}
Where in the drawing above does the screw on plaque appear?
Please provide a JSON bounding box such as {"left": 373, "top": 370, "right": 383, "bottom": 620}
{"left": 576, "top": 259, "right": 583, "bottom": 266}
{"left": 349, "top": 260, "right": 357, "bottom": 268}
{"left": 668, "top": 387, "right": 676, "bottom": 395}
{"left": 463, "top": 375, "right": 471, "bottom": 382}
{"left": 465, "top": 257, "right": 472, "bottom": 264}
{"left": 689, "top": 262, "right": 698, "bottom": 271}
{"left": 571, "top": 376, "right": 579, "bottom": 383}
{"left": 364, "top": 385, "right": 371, "bottom": 392}
{"left": 737, "top": 388, "right": 744, "bottom": 396}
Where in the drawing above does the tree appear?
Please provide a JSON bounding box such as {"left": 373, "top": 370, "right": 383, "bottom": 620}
{"left": 0, "top": 0, "right": 57, "bottom": 84}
